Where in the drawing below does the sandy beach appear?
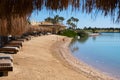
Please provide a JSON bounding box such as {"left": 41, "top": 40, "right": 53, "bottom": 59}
{"left": 0, "top": 35, "right": 115, "bottom": 80}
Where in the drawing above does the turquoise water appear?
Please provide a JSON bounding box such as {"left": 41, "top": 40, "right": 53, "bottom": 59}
{"left": 70, "top": 33, "right": 120, "bottom": 79}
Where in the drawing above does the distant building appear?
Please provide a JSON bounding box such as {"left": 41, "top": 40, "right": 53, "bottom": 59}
{"left": 31, "top": 21, "right": 66, "bottom": 34}
{"left": 39, "top": 21, "right": 66, "bottom": 33}
{"left": 30, "top": 21, "right": 41, "bottom": 25}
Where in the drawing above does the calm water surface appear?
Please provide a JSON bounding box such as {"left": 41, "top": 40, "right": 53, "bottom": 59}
{"left": 70, "top": 33, "right": 120, "bottom": 79}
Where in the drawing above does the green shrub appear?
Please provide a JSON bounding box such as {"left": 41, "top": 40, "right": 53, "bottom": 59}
{"left": 59, "top": 29, "right": 77, "bottom": 37}
{"left": 77, "top": 30, "right": 88, "bottom": 37}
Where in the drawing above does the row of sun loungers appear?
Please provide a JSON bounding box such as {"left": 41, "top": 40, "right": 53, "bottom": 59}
{"left": 0, "top": 36, "right": 32, "bottom": 77}
{"left": 0, "top": 36, "right": 31, "bottom": 54}
{"left": 0, "top": 33, "right": 46, "bottom": 77}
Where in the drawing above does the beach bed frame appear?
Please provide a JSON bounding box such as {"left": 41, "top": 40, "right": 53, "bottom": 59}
{"left": 23, "top": 36, "right": 31, "bottom": 41}
{"left": 21, "top": 35, "right": 31, "bottom": 41}
{"left": 4, "top": 44, "right": 21, "bottom": 48}
{"left": 0, "top": 54, "right": 13, "bottom": 76}
{"left": 0, "top": 47, "right": 19, "bottom": 54}
{"left": 14, "top": 39, "right": 25, "bottom": 42}
{"left": 8, "top": 41, "right": 23, "bottom": 47}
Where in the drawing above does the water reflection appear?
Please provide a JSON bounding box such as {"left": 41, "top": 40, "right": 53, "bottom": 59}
{"left": 77, "top": 35, "right": 89, "bottom": 43}
{"left": 72, "top": 35, "right": 89, "bottom": 44}
{"left": 71, "top": 46, "right": 79, "bottom": 53}
{"left": 70, "top": 35, "right": 89, "bottom": 53}
{"left": 92, "top": 36, "right": 96, "bottom": 41}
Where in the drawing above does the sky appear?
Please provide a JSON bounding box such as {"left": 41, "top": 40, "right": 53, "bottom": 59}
{"left": 30, "top": 8, "right": 120, "bottom": 29}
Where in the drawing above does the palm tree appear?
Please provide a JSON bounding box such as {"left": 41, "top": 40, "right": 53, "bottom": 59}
{"left": 45, "top": 17, "right": 53, "bottom": 22}
{"left": 67, "top": 17, "right": 79, "bottom": 29}
{"left": 73, "top": 18, "right": 79, "bottom": 27}
{"left": 45, "top": 15, "right": 64, "bottom": 24}
{"left": 67, "top": 19, "right": 72, "bottom": 27}
{"left": 53, "top": 15, "right": 64, "bottom": 24}
{"left": 58, "top": 16, "right": 64, "bottom": 23}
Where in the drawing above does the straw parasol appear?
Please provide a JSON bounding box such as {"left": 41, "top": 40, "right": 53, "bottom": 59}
{"left": 0, "top": 16, "right": 28, "bottom": 36}
{"left": 0, "top": 0, "right": 120, "bottom": 36}
{"left": 82, "top": 0, "right": 120, "bottom": 22}
{"left": 0, "top": 0, "right": 119, "bottom": 18}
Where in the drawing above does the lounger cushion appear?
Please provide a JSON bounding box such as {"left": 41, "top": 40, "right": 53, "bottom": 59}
{"left": 3, "top": 47, "right": 19, "bottom": 50}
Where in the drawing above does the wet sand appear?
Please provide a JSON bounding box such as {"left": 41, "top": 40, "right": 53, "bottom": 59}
{"left": 53, "top": 35, "right": 116, "bottom": 80}
{"left": 0, "top": 35, "right": 116, "bottom": 80}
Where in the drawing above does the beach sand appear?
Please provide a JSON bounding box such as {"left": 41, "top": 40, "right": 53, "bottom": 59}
{"left": 0, "top": 35, "right": 115, "bottom": 80}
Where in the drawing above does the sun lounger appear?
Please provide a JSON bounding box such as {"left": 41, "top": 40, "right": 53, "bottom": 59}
{"left": 8, "top": 41, "right": 23, "bottom": 47}
{"left": 10, "top": 41, "right": 23, "bottom": 43}
{"left": 0, "top": 53, "right": 13, "bottom": 62}
{"left": 24, "top": 36, "right": 31, "bottom": 41}
{"left": 21, "top": 36, "right": 31, "bottom": 41}
{"left": 4, "top": 44, "right": 21, "bottom": 48}
{"left": 3, "top": 46, "right": 19, "bottom": 49}
{"left": 0, "top": 47, "right": 19, "bottom": 54}
{"left": 0, "top": 59, "right": 13, "bottom": 76}
{"left": 0, "top": 59, "right": 13, "bottom": 70}
{"left": 0, "top": 53, "right": 13, "bottom": 76}
{"left": 15, "top": 39, "right": 25, "bottom": 42}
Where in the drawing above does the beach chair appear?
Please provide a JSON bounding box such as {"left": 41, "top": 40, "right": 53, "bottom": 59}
{"left": 0, "top": 53, "right": 13, "bottom": 76}
{"left": 8, "top": 41, "right": 23, "bottom": 47}
{"left": 23, "top": 36, "right": 31, "bottom": 41}
{"left": 0, "top": 53, "right": 13, "bottom": 62}
{"left": 0, "top": 47, "right": 19, "bottom": 54}
{"left": 4, "top": 44, "right": 21, "bottom": 48}
{"left": 15, "top": 39, "right": 25, "bottom": 42}
{"left": 21, "top": 35, "right": 32, "bottom": 41}
{"left": 0, "top": 59, "right": 13, "bottom": 76}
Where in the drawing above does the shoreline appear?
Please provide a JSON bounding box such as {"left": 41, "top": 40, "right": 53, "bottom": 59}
{"left": 0, "top": 35, "right": 117, "bottom": 80}
{"left": 52, "top": 36, "right": 116, "bottom": 80}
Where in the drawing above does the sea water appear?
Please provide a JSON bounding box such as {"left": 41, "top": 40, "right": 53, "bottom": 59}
{"left": 70, "top": 33, "right": 120, "bottom": 79}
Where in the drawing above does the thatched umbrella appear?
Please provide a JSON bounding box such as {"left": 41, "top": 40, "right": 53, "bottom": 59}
{"left": 0, "top": 0, "right": 119, "bottom": 18}
{"left": 0, "top": 16, "right": 28, "bottom": 36}
{"left": 82, "top": 0, "right": 120, "bottom": 22}
{"left": 0, "top": 0, "right": 120, "bottom": 36}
